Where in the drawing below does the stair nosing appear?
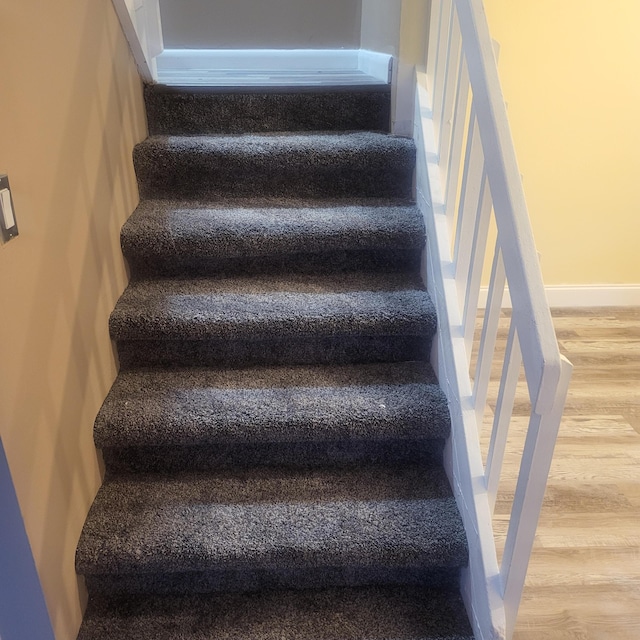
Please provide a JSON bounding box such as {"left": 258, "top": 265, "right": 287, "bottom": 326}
{"left": 109, "top": 275, "right": 435, "bottom": 342}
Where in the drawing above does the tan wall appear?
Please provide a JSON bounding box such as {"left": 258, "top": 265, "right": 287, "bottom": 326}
{"left": 484, "top": 0, "right": 640, "bottom": 285}
{"left": 361, "top": 0, "right": 402, "bottom": 56}
{"left": 159, "top": 0, "right": 362, "bottom": 49}
{"left": 0, "top": 2, "right": 147, "bottom": 639}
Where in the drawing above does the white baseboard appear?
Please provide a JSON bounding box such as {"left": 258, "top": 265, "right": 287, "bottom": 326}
{"left": 358, "top": 50, "right": 393, "bottom": 83}
{"left": 156, "top": 49, "right": 392, "bottom": 83}
{"left": 479, "top": 284, "right": 640, "bottom": 308}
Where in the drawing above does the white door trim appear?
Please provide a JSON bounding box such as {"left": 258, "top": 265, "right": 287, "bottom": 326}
{"left": 112, "top": 0, "right": 163, "bottom": 82}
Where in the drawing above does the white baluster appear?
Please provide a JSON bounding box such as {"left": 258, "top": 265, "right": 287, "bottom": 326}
{"left": 485, "top": 319, "right": 522, "bottom": 513}
{"left": 453, "top": 106, "right": 484, "bottom": 300}
{"left": 444, "top": 55, "right": 471, "bottom": 223}
{"left": 438, "top": 12, "right": 463, "bottom": 171}
{"left": 462, "top": 172, "right": 492, "bottom": 356}
{"left": 431, "top": 1, "right": 454, "bottom": 145}
{"left": 473, "top": 243, "right": 506, "bottom": 426}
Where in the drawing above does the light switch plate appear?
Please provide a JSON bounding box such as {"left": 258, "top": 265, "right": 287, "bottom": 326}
{"left": 0, "top": 175, "right": 19, "bottom": 243}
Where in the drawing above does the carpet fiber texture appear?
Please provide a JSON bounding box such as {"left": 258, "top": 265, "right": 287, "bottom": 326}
{"left": 121, "top": 198, "right": 424, "bottom": 277}
{"left": 134, "top": 132, "right": 416, "bottom": 200}
{"left": 144, "top": 84, "right": 392, "bottom": 134}
{"left": 75, "top": 84, "right": 473, "bottom": 639}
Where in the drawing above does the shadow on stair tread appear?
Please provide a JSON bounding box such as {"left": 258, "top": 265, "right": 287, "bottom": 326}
{"left": 94, "top": 361, "right": 451, "bottom": 471}
{"left": 94, "top": 361, "right": 450, "bottom": 449}
{"left": 121, "top": 198, "right": 425, "bottom": 278}
{"left": 76, "top": 465, "right": 467, "bottom": 590}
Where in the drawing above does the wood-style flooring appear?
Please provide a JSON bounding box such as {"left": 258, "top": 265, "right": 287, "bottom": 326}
{"left": 477, "top": 307, "right": 640, "bottom": 640}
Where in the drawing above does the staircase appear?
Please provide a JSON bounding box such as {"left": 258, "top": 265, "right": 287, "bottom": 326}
{"left": 75, "top": 82, "right": 473, "bottom": 639}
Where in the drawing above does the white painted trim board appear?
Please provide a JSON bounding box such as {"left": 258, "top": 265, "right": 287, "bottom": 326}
{"left": 478, "top": 285, "right": 640, "bottom": 309}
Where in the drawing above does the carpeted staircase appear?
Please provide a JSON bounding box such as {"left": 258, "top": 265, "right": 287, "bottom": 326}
{"left": 75, "top": 83, "right": 474, "bottom": 639}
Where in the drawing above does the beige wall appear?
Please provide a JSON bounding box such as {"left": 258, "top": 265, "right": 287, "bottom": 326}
{"left": 0, "top": 1, "right": 147, "bottom": 639}
{"left": 484, "top": 0, "right": 640, "bottom": 285}
{"left": 361, "top": 0, "right": 402, "bottom": 56}
{"left": 159, "top": 0, "right": 362, "bottom": 49}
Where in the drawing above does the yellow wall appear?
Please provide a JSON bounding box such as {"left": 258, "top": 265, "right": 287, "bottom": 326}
{"left": 0, "top": 2, "right": 147, "bottom": 638}
{"left": 483, "top": 0, "right": 640, "bottom": 285}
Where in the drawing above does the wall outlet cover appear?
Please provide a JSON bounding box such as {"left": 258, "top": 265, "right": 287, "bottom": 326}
{"left": 0, "top": 175, "right": 19, "bottom": 242}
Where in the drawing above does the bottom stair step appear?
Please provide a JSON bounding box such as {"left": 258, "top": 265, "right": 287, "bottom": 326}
{"left": 79, "top": 586, "right": 474, "bottom": 640}
{"left": 76, "top": 466, "right": 468, "bottom": 595}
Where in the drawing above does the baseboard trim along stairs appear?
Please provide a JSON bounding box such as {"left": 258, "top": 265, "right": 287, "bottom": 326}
{"left": 75, "top": 77, "right": 474, "bottom": 639}
{"left": 479, "top": 284, "right": 640, "bottom": 308}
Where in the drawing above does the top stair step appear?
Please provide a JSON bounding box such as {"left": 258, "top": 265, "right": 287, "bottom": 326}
{"left": 145, "top": 84, "right": 391, "bottom": 135}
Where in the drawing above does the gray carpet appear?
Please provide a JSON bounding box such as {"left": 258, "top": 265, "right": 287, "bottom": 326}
{"left": 144, "top": 84, "right": 392, "bottom": 134}
{"left": 79, "top": 587, "right": 473, "bottom": 640}
{"left": 134, "top": 132, "right": 416, "bottom": 200}
{"left": 121, "top": 198, "right": 424, "bottom": 277}
{"left": 94, "top": 362, "right": 449, "bottom": 448}
{"left": 75, "top": 84, "right": 472, "bottom": 639}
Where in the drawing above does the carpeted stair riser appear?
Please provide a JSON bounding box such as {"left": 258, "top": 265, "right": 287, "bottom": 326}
{"left": 84, "top": 566, "right": 463, "bottom": 597}
{"left": 133, "top": 133, "right": 416, "bottom": 200}
{"left": 101, "top": 440, "right": 445, "bottom": 474}
{"left": 116, "top": 334, "right": 431, "bottom": 369}
{"left": 78, "top": 586, "right": 474, "bottom": 640}
{"left": 127, "top": 249, "right": 422, "bottom": 279}
{"left": 121, "top": 200, "right": 425, "bottom": 278}
{"left": 109, "top": 284, "right": 434, "bottom": 341}
{"left": 144, "top": 85, "right": 392, "bottom": 135}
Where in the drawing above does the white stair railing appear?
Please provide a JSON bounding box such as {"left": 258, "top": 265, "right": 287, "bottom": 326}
{"left": 414, "top": 1, "right": 573, "bottom": 638}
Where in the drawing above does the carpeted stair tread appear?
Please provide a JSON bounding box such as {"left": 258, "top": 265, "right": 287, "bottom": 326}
{"left": 133, "top": 132, "right": 415, "bottom": 199}
{"left": 144, "top": 84, "right": 392, "bottom": 135}
{"left": 76, "top": 466, "right": 468, "bottom": 577}
{"left": 95, "top": 362, "right": 450, "bottom": 449}
{"left": 78, "top": 586, "right": 474, "bottom": 640}
{"left": 109, "top": 273, "right": 435, "bottom": 342}
{"left": 121, "top": 199, "right": 424, "bottom": 277}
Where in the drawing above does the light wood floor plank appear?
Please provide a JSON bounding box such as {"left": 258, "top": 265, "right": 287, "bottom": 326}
{"left": 477, "top": 307, "right": 640, "bottom": 639}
